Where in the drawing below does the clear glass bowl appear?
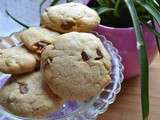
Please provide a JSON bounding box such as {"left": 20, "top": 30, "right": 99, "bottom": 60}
{"left": 0, "top": 32, "right": 124, "bottom": 120}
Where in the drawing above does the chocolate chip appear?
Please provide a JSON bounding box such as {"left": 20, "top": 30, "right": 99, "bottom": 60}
{"left": 19, "top": 84, "right": 28, "bottom": 94}
{"left": 61, "top": 20, "right": 75, "bottom": 30}
{"left": 81, "top": 51, "right": 89, "bottom": 61}
{"left": 96, "top": 48, "right": 103, "bottom": 57}
{"left": 95, "top": 48, "right": 103, "bottom": 60}
{"left": 36, "top": 108, "right": 40, "bottom": 110}
{"left": 94, "top": 56, "right": 103, "bottom": 60}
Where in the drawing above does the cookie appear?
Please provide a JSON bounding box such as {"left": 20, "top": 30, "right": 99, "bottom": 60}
{"left": 41, "top": 3, "right": 100, "bottom": 33}
{"left": 41, "top": 32, "right": 111, "bottom": 100}
{"left": 0, "top": 71, "right": 63, "bottom": 118}
{"left": 20, "top": 27, "right": 60, "bottom": 54}
{"left": 0, "top": 46, "right": 37, "bottom": 74}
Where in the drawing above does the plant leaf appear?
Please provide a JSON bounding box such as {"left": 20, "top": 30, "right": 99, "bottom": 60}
{"left": 136, "top": 1, "right": 160, "bottom": 24}
{"left": 113, "top": 0, "right": 121, "bottom": 16}
{"left": 94, "top": 7, "right": 114, "bottom": 15}
{"left": 147, "top": 0, "right": 160, "bottom": 11}
{"left": 145, "top": 22, "right": 160, "bottom": 38}
{"left": 66, "top": 0, "right": 74, "bottom": 2}
{"left": 39, "top": 0, "right": 47, "bottom": 15}
{"left": 155, "top": 0, "right": 160, "bottom": 5}
{"left": 5, "top": 10, "right": 29, "bottom": 28}
{"left": 147, "top": 20, "right": 160, "bottom": 53}
{"left": 151, "top": 0, "right": 160, "bottom": 5}
{"left": 50, "top": 0, "right": 60, "bottom": 6}
{"left": 124, "top": 0, "right": 149, "bottom": 120}
{"left": 96, "top": 0, "right": 111, "bottom": 6}
{"left": 96, "top": 0, "right": 107, "bottom": 6}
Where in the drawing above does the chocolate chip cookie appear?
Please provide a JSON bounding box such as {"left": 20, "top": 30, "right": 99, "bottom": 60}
{"left": 20, "top": 27, "right": 60, "bottom": 54}
{"left": 41, "top": 3, "right": 100, "bottom": 33}
{"left": 0, "top": 71, "right": 63, "bottom": 118}
{"left": 0, "top": 46, "right": 37, "bottom": 74}
{"left": 41, "top": 32, "right": 111, "bottom": 100}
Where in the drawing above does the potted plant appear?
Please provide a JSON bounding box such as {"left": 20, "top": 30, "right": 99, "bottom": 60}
{"left": 41, "top": 0, "right": 160, "bottom": 80}
{"left": 85, "top": 0, "right": 160, "bottom": 80}
{"left": 86, "top": 0, "right": 160, "bottom": 120}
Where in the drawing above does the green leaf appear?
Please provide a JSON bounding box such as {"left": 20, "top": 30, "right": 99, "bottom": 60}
{"left": 145, "top": 20, "right": 160, "bottom": 53}
{"left": 147, "top": 0, "right": 160, "bottom": 12}
{"left": 124, "top": 0, "right": 149, "bottom": 120}
{"left": 152, "top": 29, "right": 160, "bottom": 38}
{"left": 50, "top": 0, "right": 60, "bottom": 6}
{"left": 110, "top": 0, "right": 116, "bottom": 4}
{"left": 94, "top": 7, "right": 114, "bottom": 15}
{"left": 5, "top": 10, "right": 29, "bottom": 28}
{"left": 155, "top": 0, "right": 160, "bottom": 5}
{"left": 66, "top": 0, "right": 74, "bottom": 2}
{"left": 96, "top": 0, "right": 107, "bottom": 6}
{"left": 96, "top": 0, "right": 111, "bottom": 6}
{"left": 39, "top": 0, "right": 47, "bottom": 15}
{"left": 147, "top": 23, "right": 160, "bottom": 38}
{"left": 136, "top": 1, "right": 160, "bottom": 24}
{"left": 113, "top": 0, "right": 121, "bottom": 16}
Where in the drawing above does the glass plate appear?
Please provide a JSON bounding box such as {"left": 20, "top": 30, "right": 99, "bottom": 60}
{"left": 0, "top": 31, "right": 124, "bottom": 120}
{"left": 0, "top": 0, "right": 124, "bottom": 119}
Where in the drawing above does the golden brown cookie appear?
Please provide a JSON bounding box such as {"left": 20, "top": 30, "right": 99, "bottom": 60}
{"left": 41, "top": 3, "right": 100, "bottom": 33}
{"left": 20, "top": 27, "right": 60, "bottom": 54}
{"left": 41, "top": 32, "right": 111, "bottom": 101}
{"left": 0, "top": 71, "right": 63, "bottom": 118}
{"left": 0, "top": 46, "right": 37, "bottom": 74}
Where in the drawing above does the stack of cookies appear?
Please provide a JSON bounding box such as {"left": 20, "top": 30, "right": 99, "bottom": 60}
{"left": 0, "top": 3, "right": 112, "bottom": 118}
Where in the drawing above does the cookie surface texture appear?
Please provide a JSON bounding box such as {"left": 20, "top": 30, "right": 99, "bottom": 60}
{"left": 41, "top": 3, "right": 100, "bottom": 33}
{"left": 20, "top": 27, "right": 60, "bottom": 53}
{"left": 41, "top": 32, "right": 111, "bottom": 100}
{"left": 0, "top": 46, "right": 37, "bottom": 74}
{"left": 0, "top": 71, "right": 63, "bottom": 118}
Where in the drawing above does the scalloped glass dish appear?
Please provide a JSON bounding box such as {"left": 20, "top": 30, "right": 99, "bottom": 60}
{"left": 0, "top": 32, "right": 124, "bottom": 120}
